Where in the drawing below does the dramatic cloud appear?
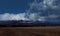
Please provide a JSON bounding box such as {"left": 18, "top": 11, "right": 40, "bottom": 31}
{"left": 0, "top": 13, "right": 46, "bottom": 22}
{"left": 25, "top": 0, "right": 60, "bottom": 22}
{"left": 0, "top": 13, "right": 26, "bottom": 21}
{"left": 0, "top": 0, "right": 60, "bottom": 22}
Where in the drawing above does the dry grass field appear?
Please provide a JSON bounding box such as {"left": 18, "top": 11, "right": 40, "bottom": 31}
{"left": 0, "top": 26, "right": 60, "bottom": 36}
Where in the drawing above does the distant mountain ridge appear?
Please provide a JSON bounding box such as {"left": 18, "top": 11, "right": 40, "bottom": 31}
{"left": 0, "top": 20, "right": 60, "bottom": 26}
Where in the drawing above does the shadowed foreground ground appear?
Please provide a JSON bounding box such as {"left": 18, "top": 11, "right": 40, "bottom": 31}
{"left": 0, "top": 26, "right": 60, "bottom": 36}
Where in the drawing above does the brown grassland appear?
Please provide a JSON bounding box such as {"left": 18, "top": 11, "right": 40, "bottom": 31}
{"left": 0, "top": 26, "right": 60, "bottom": 36}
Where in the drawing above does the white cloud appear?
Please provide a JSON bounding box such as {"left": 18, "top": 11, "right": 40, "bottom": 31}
{"left": 43, "top": 0, "right": 54, "bottom": 5}
{"left": 0, "top": 13, "right": 46, "bottom": 22}
{"left": 0, "top": 13, "right": 27, "bottom": 21}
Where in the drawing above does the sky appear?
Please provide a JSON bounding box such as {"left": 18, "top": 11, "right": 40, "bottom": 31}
{"left": 0, "top": 0, "right": 60, "bottom": 23}
{"left": 0, "top": 0, "right": 33, "bottom": 14}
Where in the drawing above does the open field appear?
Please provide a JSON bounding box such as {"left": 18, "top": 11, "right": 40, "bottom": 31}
{"left": 0, "top": 26, "right": 60, "bottom": 36}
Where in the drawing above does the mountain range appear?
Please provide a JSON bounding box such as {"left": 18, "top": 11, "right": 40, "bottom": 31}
{"left": 0, "top": 20, "right": 60, "bottom": 27}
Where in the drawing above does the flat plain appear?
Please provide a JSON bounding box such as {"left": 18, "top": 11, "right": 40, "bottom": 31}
{"left": 0, "top": 26, "right": 60, "bottom": 36}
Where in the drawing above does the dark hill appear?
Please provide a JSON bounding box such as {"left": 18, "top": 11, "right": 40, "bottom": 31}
{"left": 0, "top": 20, "right": 60, "bottom": 27}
